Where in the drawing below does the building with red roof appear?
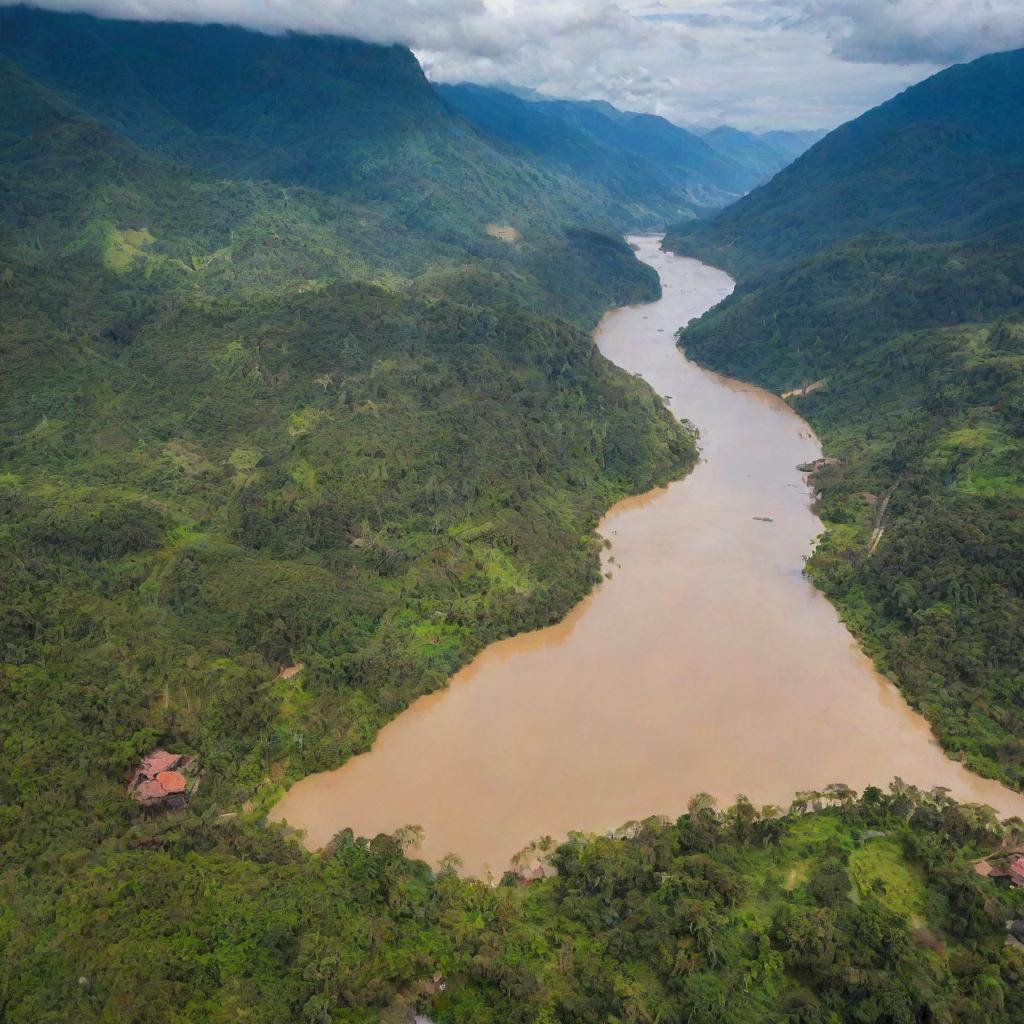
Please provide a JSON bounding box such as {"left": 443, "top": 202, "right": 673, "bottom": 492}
{"left": 128, "top": 750, "right": 197, "bottom": 810}
{"left": 1009, "top": 856, "right": 1024, "bottom": 888}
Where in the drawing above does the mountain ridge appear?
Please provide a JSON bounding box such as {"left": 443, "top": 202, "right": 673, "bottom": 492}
{"left": 666, "top": 46, "right": 1024, "bottom": 276}
{"left": 436, "top": 80, "right": 759, "bottom": 225}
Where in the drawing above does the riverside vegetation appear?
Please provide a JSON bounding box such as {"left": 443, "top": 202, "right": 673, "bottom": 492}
{"left": 667, "top": 46, "right": 1024, "bottom": 793}
{"left": 3, "top": 7, "right": 1024, "bottom": 1022}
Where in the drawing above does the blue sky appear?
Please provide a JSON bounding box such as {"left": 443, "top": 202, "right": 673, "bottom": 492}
{"left": 12, "top": 1, "right": 1024, "bottom": 129}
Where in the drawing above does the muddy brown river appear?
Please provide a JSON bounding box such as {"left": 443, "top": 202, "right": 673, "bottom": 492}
{"left": 271, "top": 236, "right": 1024, "bottom": 876}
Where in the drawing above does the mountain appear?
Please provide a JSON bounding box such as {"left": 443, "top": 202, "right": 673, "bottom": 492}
{"left": 757, "top": 127, "right": 828, "bottom": 161}
{"left": 0, "top": 4, "right": 625, "bottom": 245}
{"left": 1, "top": 5, "right": 692, "bottom": 807}
{"left": 699, "top": 126, "right": 827, "bottom": 183}
{"left": 699, "top": 125, "right": 798, "bottom": 182}
{"left": 0, "top": 10, "right": 701, "bottom": 1017}
{"left": 667, "top": 49, "right": 1024, "bottom": 789}
{"left": 436, "top": 81, "right": 761, "bottom": 225}
{"left": 684, "top": 125, "right": 826, "bottom": 183}
{"left": 667, "top": 48, "right": 1024, "bottom": 276}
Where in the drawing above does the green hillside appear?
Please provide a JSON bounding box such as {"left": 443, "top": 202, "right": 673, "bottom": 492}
{"left": 0, "top": 10, "right": 695, "bottom": 1009}
{"left": 0, "top": 5, "right": 624, "bottom": 243}
{"left": 1, "top": 11, "right": 689, "bottom": 809}
{"left": 667, "top": 50, "right": 1024, "bottom": 788}
{"left": 667, "top": 48, "right": 1024, "bottom": 276}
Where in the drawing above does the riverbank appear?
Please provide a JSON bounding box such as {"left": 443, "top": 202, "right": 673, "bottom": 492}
{"left": 270, "top": 236, "right": 1024, "bottom": 877}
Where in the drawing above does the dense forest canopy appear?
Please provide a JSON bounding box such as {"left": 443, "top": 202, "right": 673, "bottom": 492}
{"left": 667, "top": 49, "right": 1024, "bottom": 789}
{"left": 0, "top": 7, "right": 697, "bottom": 1019}
{"left": 8, "top": 781, "right": 1024, "bottom": 1023}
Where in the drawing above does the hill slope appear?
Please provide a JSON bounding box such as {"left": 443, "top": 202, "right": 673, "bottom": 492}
{"left": 0, "top": 4, "right": 620, "bottom": 243}
{"left": 667, "top": 49, "right": 1024, "bottom": 788}
{"left": 668, "top": 48, "right": 1024, "bottom": 276}
{"left": 699, "top": 125, "right": 796, "bottom": 182}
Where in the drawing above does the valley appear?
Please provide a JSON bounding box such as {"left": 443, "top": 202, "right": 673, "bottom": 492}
{"left": 3, "top": 6, "right": 1024, "bottom": 1022}
{"left": 272, "top": 237, "right": 1024, "bottom": 876}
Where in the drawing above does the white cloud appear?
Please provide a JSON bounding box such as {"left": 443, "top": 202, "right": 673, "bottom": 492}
{"left": 9, "top": 1, "right": 1024, "bottom": 129}
{"left": 800, "top": 0, "right": 1024, "bottom": 66}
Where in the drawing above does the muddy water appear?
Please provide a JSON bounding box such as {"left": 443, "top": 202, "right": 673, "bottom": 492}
{"left": 271, "top": 235, "right": 1024, "bottom": 876}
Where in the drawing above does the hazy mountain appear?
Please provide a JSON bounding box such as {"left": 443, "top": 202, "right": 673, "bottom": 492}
{"left": 699, "top": 125, "right": 828, "bottom": 183}
{"left": 0, "top": 4, "right": 619, "bottom": 242}
{"left": 699, "top": 125, "right": 795, "bottom": 182}
{"left": 757, "top": 128, "right": 828, "bottom": 160}
{"left": 436, "top": 81, "right": 762, "bottom": 226}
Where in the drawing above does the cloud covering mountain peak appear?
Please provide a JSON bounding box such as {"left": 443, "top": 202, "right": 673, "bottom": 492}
{"left": 7, "top": 1, "right": 1024, "bottom": 129}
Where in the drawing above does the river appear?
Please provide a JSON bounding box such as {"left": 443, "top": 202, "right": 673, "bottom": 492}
{"left": 270, "top": 235, "right": 1024, "bottom": 876}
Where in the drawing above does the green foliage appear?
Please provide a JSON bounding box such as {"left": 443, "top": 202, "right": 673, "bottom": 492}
{"left": 4, "top": 784, "right": 1024, "bottom": 1022}
{"left": 0, "top": 10, "right": 701, "bottom": 1020}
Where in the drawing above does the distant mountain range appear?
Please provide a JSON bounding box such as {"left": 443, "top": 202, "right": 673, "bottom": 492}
{"left": 437, "top": 82, "right": 817, "bottom": 226}
{"left": 0, "top": 4, "right": 625, "bottom": 248}
{"left": 697, "top": 125, "right": 826, "bottom": 181}
{"left": 0, "top": 3, "right": 816, "bottom": 237}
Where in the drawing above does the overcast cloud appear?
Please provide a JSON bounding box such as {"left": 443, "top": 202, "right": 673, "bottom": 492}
{"left": 10, "top": 1, "right": 1024, "bottom": 129}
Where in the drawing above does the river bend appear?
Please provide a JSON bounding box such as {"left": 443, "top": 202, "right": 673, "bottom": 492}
{"left": 271, "top": 236, "right": 1024, "bottom": 876}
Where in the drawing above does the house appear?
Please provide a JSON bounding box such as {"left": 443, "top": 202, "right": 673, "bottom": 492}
{"left": 128, "top": 749, "right": 197, "bottom": 810}
{"left": 1009, "top": 856, "right": 1024, "bottom": 888}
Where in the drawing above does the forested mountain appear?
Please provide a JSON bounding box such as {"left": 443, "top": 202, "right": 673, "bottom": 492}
{"left": 436, "top": 82, "right": 761, "bottom": 225}
{"left": 698, "top": 125, "right": 804, "bottom": 183}
{"left": 1, "top": 10, "right": 688, "bottom": 804}
{"left": 0, "top": 4, "right": 617, "bottom": 242}
{"left": 667, "top": 49, "right": 1024, "bottom": 789}
{"left": 668, "top": 47, "right": 1024, "bottom": 276}
{"left": 0, "top": 9, "right": 695, "bottom": 1018}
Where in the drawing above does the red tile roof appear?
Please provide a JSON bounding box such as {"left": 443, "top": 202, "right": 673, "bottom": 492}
{"left": 128, "top": 750, "right": 195, "bottom": 807}
{"left": 144, "top": 750, "right": 182, "bottom": 774}
{"left": 135, "top": 780, "right": 168, "bottom": 806}
{"left": 155, "top": 770, "right": 187, "bottom": 794}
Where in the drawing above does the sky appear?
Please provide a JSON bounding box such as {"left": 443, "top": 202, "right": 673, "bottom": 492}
{"left": 12, "top": 1, "right": 1024, "bottom": 129}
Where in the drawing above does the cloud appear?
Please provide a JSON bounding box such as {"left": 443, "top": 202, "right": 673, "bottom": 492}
{"left": 7, "top": 0, "right": 487, "bottom": 47}
{"left": 799, "top": 1, "right": 1024, "bottom": 66}
{"left": 7, "top": 1, "right": 1024, "bottom": 129}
